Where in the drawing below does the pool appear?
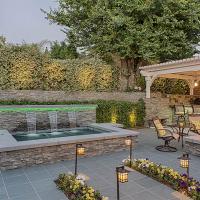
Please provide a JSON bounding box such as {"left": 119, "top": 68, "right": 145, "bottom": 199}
{"left": 0, "top": 123, "right": 139, "bottom": 170}
{"left": 13, "top": 127, "right": 111, "bottom": 141}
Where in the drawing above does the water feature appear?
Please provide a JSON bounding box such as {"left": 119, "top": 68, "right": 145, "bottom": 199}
{"left": 26, "top": 112, "right": 37, "bottom": 134}
{"left": 68, "top": 111, "right": 77, "bottom": 127}
{"left": 48, "top": 111, "right": 58, "bottom": 132}
{"left": 13, "top": 127, "right": 111, "bottom": 141}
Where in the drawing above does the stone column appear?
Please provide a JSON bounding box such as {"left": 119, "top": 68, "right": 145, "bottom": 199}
{"left": 187, "top": 80, "right": 195, "bottom": 96}
{"left": 145, "top": 76, "right": 153, "bottom": 98}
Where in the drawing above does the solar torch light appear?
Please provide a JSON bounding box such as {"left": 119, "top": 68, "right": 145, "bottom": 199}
{"left": 125, "top": 136, "right": 133, "bottom": 167}
{"left": 74, "top": 144, "right": 85, "bottom": 176}
{"left": 178, "top": 153, "right": 190, "bottom": 193}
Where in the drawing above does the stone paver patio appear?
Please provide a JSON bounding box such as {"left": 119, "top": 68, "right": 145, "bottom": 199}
{"left": 0, "top": 128, "right": 199, "bottom": 200}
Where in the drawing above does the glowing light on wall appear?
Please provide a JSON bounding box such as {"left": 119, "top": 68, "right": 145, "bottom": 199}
{"left": 129, "top": 111, "right": 136, "bottom": 127}
{"left": 194, "top": 80, "right": 198, "bottom": 87}
{"left": 111, "top": 114, "right": 117, "bottom": 123}
{"left": 111, "top": 109, "right": 118, "bottom": 123}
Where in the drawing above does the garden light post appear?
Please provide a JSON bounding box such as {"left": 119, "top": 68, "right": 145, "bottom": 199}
{"left": 116, "top": 166, "right": 128, "bottom": 200}
{"left": 75, "top": 144, "right": 85, "bottom": 176}
{"left": 125, "top": 136, "right": 133, "bottom": 167}
{"left": 178, "top": 153, "right": 190, "bottom": 193}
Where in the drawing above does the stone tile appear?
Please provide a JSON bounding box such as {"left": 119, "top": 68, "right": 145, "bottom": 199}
{"left": 135, "top": 177, "right": 161, "bottom": 189}
{"left": 131, "top": 190, "right": 163, "bottom": 200}
{"left": 10, "top": 194, "right": 40, "bottom": 200}
{"left": 0, "top": 177, "right": 4, "bottom": 187}
{"left": 3, "top": 174, "right": 29, "bottom": 187}
{"left": 6, "top": 183, "right": 36, "bottom": 198}
{"left": 37, "top": 189, "right": 66, "bottom": 200}
{"left": 150, "top": 184, "right": 179, "bottom": 199}
{"left": 0, "top": 186, "right": 8, "bottom": 200}
{"left": 31, "top": 179, "right": 57, "bottom": 192}
{"left": 1, "top": 168, "right": 24, "bottom": 179}
{"left": 25, "top": 170, "right": 51, "bottom": 182}
{"left": 120, "top": 181, "right": 145, "bottom": 194}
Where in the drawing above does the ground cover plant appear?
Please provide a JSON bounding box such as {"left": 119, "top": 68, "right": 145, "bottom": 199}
{"left": 55, "top": 173, "right": 108, "bottom": 200}
{"left": 124, "top": 159, "right": 200, "bottom": 200}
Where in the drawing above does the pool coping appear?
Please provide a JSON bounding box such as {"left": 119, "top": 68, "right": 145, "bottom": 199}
{"left": 0, "top": 104, "right": 97, "bottom": 112}
{"left": 0, "top": 123, "right": 139, "bottom": 152}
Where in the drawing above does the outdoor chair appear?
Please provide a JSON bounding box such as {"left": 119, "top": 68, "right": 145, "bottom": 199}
{"left": 153, "top": 117, "right": 178, "bottom": 152}
{"left": 174, "top": 105, "right": 185, "bottom": 123}
{"left": 183, "top": 105, "right": 194, "bottom": 124}
{"left": 184, "top": 105, "right": 194, "bottom": 115}
{"left": 188, "top": 115, "right": 200, "bottom": 135}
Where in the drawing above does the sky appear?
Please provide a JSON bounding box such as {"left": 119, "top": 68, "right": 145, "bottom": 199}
{"left": 0, "top": 0, "right": 65, "bottom": 44}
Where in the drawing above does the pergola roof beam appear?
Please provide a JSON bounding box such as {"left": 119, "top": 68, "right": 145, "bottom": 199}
{"left": 139, "top": 56, "right": 200, "bottom": 98}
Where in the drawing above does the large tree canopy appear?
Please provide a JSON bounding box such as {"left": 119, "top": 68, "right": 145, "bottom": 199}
{"left": 50, "top": 41, "right": 79, "bottom": 59}
{"left": 44, "top": 0, "right": 200, "bottom": 88}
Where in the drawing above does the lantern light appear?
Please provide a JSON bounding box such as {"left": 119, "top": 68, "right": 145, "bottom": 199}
{"left": 179, "top": 122, "right": 184, "bottom": 128}
{"left": 178, "top": 154, "right": 190, "bottom": 168}
{"left": 75, "top": 144, "right": 86, "bottom": 176}
{"left": 125, "top": 136, "right": 132, "bottom": 146}
{"left": 117, "top": 166, "right": 128, "bottom": 183}
{"left": 178, "top": 153, "right": 191, "bottom": 194}
{"left": 194, "top": 80, "right": 198, "bottom": 87}
{"left": 77, "top": 144, "right": 85, "bottom": 156}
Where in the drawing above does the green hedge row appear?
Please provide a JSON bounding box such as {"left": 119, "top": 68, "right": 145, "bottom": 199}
{"left": 0, "top": 99, "right": 145, "bottom": 128}
{"left": 96, "top": 99, "right": 145, "bottom": 127}
{"left": 0, "top": 44, "right": 119, "bottom": 91}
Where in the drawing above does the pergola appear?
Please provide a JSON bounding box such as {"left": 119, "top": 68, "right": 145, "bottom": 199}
{"left": 140, "top": 56, "right": 200, "bottom": 98}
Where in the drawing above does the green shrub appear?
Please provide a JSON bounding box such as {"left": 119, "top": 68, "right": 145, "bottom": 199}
{"left": 0, "top": 99, "right": 145, "bottom": 128}
{"left": 0, "top": 42, "right": 119, "bottom": 91}
{"left": 96, "top": 99, "right": 145, "bottom": 128}
{"left": 151, "top": 78, "right": 189, "bottom": 95}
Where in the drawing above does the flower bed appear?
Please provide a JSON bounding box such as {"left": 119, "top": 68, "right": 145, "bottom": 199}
{"left": 124, "top": 159, "right": 200, "bottom": 200}
{"left": 55, "top": 173, "right": 108, "bottom": 200}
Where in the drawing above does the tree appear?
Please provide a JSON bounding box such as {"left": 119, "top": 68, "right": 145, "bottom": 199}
{"left": 44, "top": 0, "right": 200, "bottom": 90}
{"left": 0, "top": 35, "right": 6, "bottom": 47}
{"left": 50, "top": 41, "right": 78, "bottom": 59}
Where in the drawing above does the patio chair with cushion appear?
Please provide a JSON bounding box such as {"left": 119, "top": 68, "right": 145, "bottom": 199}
{"left": 153, "top": 117, "right": 178, "bottom": 152}
{"left": 188, "top": 115, "right": 200, "bottom": 135}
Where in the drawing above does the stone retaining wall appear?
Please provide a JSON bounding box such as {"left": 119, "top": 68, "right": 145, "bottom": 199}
{"left": 0, "top": 110, "right": 96, "bottom": 132}
{"left": 1, "top": 90, "right": 200, "bottom": 124}
{"left": 0, "top": 90, "right": 145, "bottom": 102}
{"left": 0, "top": 136, "right": 137, "bottom": 170}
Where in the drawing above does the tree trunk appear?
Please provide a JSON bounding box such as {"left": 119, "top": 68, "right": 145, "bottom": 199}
{"left": 111, "top": 55, "right": 141, "bottom": 91}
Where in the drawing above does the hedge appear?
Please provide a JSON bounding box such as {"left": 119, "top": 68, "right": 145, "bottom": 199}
{"left": 0, "top": 99, "right": 145, "bottom": 128}
{"left": 0, "top": 44, "right": 119, "bottom": 91}
{"left": 96, "top": 99, "right": 145, "bottom": 128}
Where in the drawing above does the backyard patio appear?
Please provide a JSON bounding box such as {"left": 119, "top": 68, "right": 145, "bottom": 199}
{"left": 1, "top": 128, "right": 199, "bottom": 200}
